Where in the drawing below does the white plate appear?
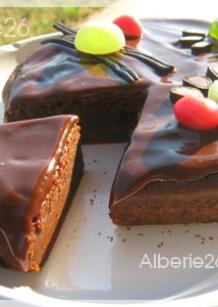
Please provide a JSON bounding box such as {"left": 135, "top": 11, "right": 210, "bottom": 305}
{"left": 1, "top": 13, "right": 218, "bottom": 307}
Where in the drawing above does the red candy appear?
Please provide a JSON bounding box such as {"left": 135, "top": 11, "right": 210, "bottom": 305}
{"left": 113, "top": 15, "right": 143, "bottom": 39}
{"left": 173, "top": 96, "right": 218, "bottom": 131}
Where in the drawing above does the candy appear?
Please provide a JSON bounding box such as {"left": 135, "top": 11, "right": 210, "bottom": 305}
{"left": 209, "top": 19, "right": 218, "bottom": 41}
{"left": 113, "top": 15, "right": 143, "bottom": 39}
{"left": 191, "top": 38, "right": 213, "bottom": 55}
{"left": 182, "top": 28, "right": 206, "bottom": 38}
{"left": 207, "top": 62, "right": 218, "bottom": 81}
{"left": 170, "top": 86, "right": 203, "bottom": 104}
{"left": 179, "top": 36, "right": 204, "bottom": 48}
{"left": 75, "top": 22, "right": 125, "bottom": 55}
{"left": 208, "top": 80, "right": 218, "bottom": 103}
{"left": 173, "top": 96, "right": 218, "bottom": 131}
{"left": 183, "top": 75, "right": 212, "bottom": 96}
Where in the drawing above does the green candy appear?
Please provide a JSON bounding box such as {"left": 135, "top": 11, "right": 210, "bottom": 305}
{"left": 75, "top": 22, "right": 125, "bottom": 55}
{"left": 208, "top": 80, "right": 218, "bottom": 103}
{"left": 209, "top": 19, "right": 218, "bottom": 41}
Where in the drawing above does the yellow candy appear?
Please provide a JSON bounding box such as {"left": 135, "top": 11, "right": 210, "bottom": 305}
{"left": 75, "top": 22, "right": 125, "bottom": 55}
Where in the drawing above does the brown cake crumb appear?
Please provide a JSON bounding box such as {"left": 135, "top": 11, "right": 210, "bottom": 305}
{"left": 157, "top": 242, "right": 164, "bottom": 248}
{"left": 195, "top": 234, "right": 205, "bottom": 244}
{"left": 106, "top": 235, "right": 114, "bottom": 242}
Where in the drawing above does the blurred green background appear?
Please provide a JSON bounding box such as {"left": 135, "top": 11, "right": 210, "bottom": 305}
{"left": 0, "top": 7, "right": 100, "bottom": 44}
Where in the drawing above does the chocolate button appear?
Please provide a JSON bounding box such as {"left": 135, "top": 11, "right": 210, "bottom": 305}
{"left": 183, "top": 75, "right": 212, "bottom": 96}
{"left": 207, "top": 62, "right": 218, "bottom": 81}
{"left": 182, "top": 28, "right": 206, "bottom": 38}
{"left": 191, "top": 38, "right": 213, "bottom": 55}
{"left": 170, "top": 86, "right": 204, "bottom": 104}
{"left": 179, "top": 36, "right": 204, "bottom": 48}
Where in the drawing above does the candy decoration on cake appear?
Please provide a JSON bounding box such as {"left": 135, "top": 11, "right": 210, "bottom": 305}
{"left": 177, "top": 18, "right": 218, "bottom": 54}
{"left": 208, "top": 80, "right": 218, "bottom": 103}
{"left": 173, "top": 96, "right": 218, "bottom": 131}
{"left": 172, "top": 60, "right": 218, "bottom": 131}
{"left": 170, "top": 86, "right": 204, "bottom": 104}
{"left": 209, "top": 19, "right": 218, "bottom": 41}
{"left": 113, "top": 15, "right": 143, "bottom": 39}
{"left": 42, "top": 20, "right": 175, "bottom": 83}
{"left": 75, "top": 22, "right": 125, "bottom": 55}
{"left": 183, "top": 75, "right": 212, "bottom": 96}
{"left": 207, "top": 62, "right": 218, "bottom": 80}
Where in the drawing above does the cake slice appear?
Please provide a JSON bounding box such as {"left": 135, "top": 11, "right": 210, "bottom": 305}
{"left": 3, "top": 43, "right": 148, "bottom": 144}
{"left": 0, "top": 115, "right": 83, "bottom": 271}
{"left": 109, "top": 85, "right": 218, "bottom": 225}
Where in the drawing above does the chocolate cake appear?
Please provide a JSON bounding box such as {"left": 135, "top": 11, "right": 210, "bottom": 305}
{"left": 2, "top": 41, "right": 148, "bottom": 144}
{"left": 2, "top": 18, "right": 218, "bottom": 226}
{"left": 2, "top": 19, "right": 177, "bottom": 143}
{"left": 0, "top": 115, "right": 83, "bottom": 271}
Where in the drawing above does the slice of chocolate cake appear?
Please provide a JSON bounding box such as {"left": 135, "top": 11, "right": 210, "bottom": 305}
{"left": 0, "top": 115, "right": 83, "bottom": 271}
{"left": 3, "top": 43, "right": 148, "bottom": 144}
{"left": 109, "top": 85, "right": 218, "bottom": 225}
{"left": 2, "top": 19, "right": 181, "bottom": 144}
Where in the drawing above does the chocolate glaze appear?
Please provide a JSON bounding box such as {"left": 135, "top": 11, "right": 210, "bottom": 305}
{"left": 0, "top": 115, "right": 78, "bottom": 270}
{"left": 4, "top": 19, "right": 212, "bottom": 110}
{"left": 4, "top": 41, "right": 148, "bottom": 109}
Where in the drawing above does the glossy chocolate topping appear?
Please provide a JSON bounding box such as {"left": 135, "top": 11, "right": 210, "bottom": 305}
{"left": 0, "top": 115, "right": 78, "bottom": 269}
{"left": 5, "top": 41, "right": 148, "bottom": 109}
{"left": 110, "top": 19, "right": 218, "bottom": 206}
{"left": 5, "top": 19, "right": 212, "bottom": 109}
{"left": 4, "top": 19, "right": 212, "bottom": 110}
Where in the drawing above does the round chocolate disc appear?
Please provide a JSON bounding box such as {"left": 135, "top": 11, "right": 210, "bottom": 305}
{"left": 207, "top": 62, "right": 218, "bottom": 81}
{"left": 183, "top": 75, "right": 212, "bottom": 96}
{"left": 182, "top": 28, "right": 206, "bottom": 38}
{"left": 179, "top": 36, "right": 204, "bottom": 48}
{"left": 191, "top": 39, "right": 213, "bottom": 55}
{"left": 170, "top": 86, "right": 204, "bottom": 104}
